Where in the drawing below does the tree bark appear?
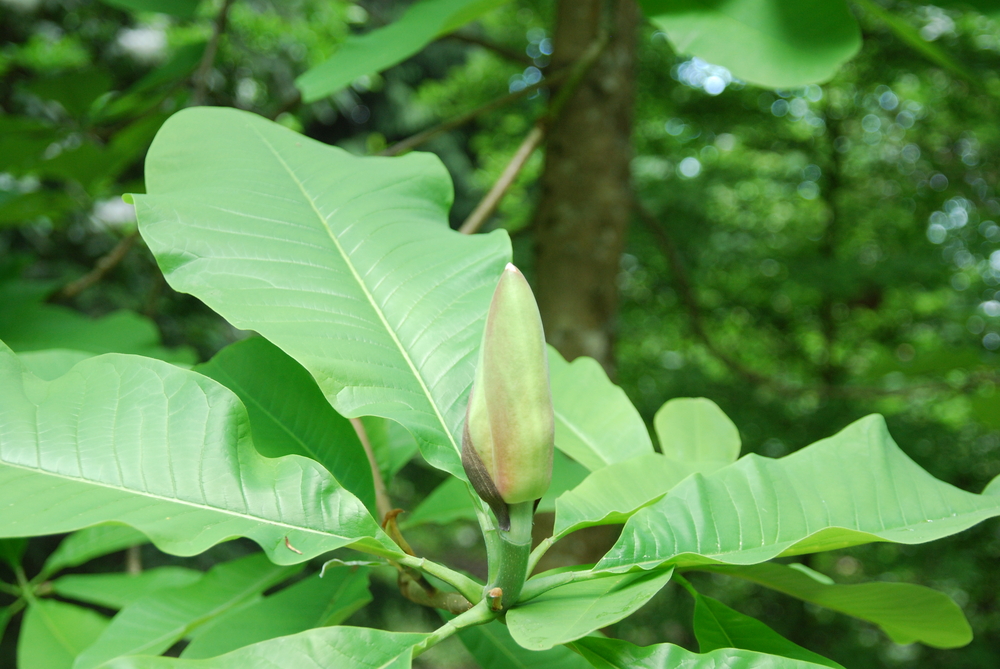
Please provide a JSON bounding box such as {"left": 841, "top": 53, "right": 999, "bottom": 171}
{"left": 533, "top": 0, "right": 639, "bottom": 375}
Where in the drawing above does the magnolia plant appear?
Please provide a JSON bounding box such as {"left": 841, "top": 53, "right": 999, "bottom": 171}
{"left": 2, "top": 108, "right": 1000, "bottom": 669}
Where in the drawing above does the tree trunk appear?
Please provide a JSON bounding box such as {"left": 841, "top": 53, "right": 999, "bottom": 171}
{"left": 533, "top": 0, "right": 638, "bottom": 376}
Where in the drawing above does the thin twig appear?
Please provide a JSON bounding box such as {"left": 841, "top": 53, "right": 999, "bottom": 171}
{"left": 446, "top": 31, "right": 535, "bottom": 66}
{"left": 459, "top": 125, "right": 544, "bottom": 235}
{"left": 380, "top": 69, "right": 569, "bottom": 158}
{"left": 125, "top": 545, "right": 142, "bottom": 575}
{"left": 51, "top": 230, "right": 139, "bottom": 301}
{"left": 350, "top": 417, "right": 392, "bottom": 522}
{"left": 192, "top": 0, "right": 236, "bottom": 106}
{"left": 458, "top": 33, "right": 609, "bottom": 235}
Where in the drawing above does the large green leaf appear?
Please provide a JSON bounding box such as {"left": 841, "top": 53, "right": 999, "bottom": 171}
{"left": 696, "top": 562, "right": 972, "bottom": 648}
{"left": 693, "top": 593, "right": 842, "bottom": 668}
{"left": 548, "top": 348, "right": 653, "bottom": 471}
{"left": 0, "top": 281, "right": 195, "bottom": 363}
{"left": 41, "top": 524, "right": 149, "bottom": 579}
{"left": 104, "top": 627, "right": 428, "bottom": 669}
{"left": 654, "top": 397, "right": 740, "bottom": 465}
{"left": 403, "top": 449, "right": 588, "bottom": 529}
{"left": 598, "top": 415, "right": 1000, "bottom": 572}
{"left": 573, "top": 636, "right": 831, "bottom": 669}
{"left": 195, "top": 337, "right": 375, "bottom": 513}
{"left": 0, "top": 342, "right": 397, "bottom": 563}
{"left": 73, "top": 553, "right": 298, "bottom": 669}
{"left": 181, "top": 567, "right": 372, "bottom": 659}
{"left": 449, "top": 616, "right": 592, "bottom": 669}
{"left": 507, "top": 568, "right": 674, "bottom": 651}
{"left": 18, "top": 600, "right": 110, "bottom": 669}
{"left": 52, "top": 567, "right": 203, "bottom": 610}
{"left": 296, "top": 0, "right": 507, "bottom": 102}
{"left": 133, "top": 107, "right": 511, "bottom": 480}
{"left": 639, "top": 0, "right": 862, "bottom": 88}
{"left": 552, "top": 453, "right": 728, "bottom": 539}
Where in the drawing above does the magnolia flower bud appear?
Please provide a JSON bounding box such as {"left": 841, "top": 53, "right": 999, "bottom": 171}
{"left": 462, "top": 264, "right": 554, "bottom": 530}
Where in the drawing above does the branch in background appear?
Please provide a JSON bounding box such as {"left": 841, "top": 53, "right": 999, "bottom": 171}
{"left": 459, "top": 33, "right": 608, "bottom": 235}
{"left": 349, "top": 417, "right": 392, "bottom": 523}
{"left": 380, "top": 68, "right": 569, "bottom": 157}
{"left": 459, "top": 125, "right": 544, "bottom": 235}
{"left": 446, "top": 31, "right": 535, "bottom": 66}
{"left": 125, "top": 545, "right": 142, "bottom": 575}
{"left": 50, "top": 230, "right": 139, "bottom": 302}
{"left": 192, "top": 0, "right": 237, "bottom": 106}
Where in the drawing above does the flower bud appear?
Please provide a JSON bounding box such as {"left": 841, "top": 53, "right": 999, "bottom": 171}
{"left": 463, "top": 264, "right": 554, "bottom": 530}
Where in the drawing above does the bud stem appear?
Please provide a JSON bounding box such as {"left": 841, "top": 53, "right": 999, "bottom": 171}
{"left": 484, "top": 500, "right": 534, "bottom": 610}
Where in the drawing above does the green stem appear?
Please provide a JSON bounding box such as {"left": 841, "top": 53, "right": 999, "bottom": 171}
{"left": 526, "top": 535, "right": 554, "bottom": 575}
{"left": 0, "top": 581, "right": 19, "bottom": 597}
{"left": 396, "top": 555, "right": 483, "bottom": 605}
{"left": 13, "top": 566, "right": 36, "bottom": 604}
{"left": 672, "top": 572, "right": 699, "bottom": 598}
{"left": 411, "top": 599, "right": 496, "bottom": 657}
{"left": 520, "top": 567, "right": 605, "bottom": 603}
{"left": 485, "top": 501, "right": 533, "bottom": 610}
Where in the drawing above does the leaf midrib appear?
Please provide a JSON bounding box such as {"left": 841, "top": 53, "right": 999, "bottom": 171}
{"left": 248, "top": 122, "right": 459, "bottom": 456}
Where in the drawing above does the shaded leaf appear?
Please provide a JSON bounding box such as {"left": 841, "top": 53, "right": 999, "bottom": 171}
{"left": 42, "top": 524, "right": 149, "bottom": 579}
{"left": 574, "top": 636, "right": 831, "bottom": 669}
{"left": 362, "top": 415, "right": 420, "bottom": 483}
{"left": 104, "top": 627, "right": 428, "bottom": 669}
{"left": 697, "top": 562, "right": 972, "bottom": 648}
{"left": 548, "top": 348, "right": 653, "bottom": 472}
{"left": 296, "top": 0, "right": 507, "bottom": 102}
{"left": 0, "top": 341, "right": 398, "bottom": 564}
{"left": 654, "top": 397, "right": 740, "bottom": 465}
{"left": 134, "top": 107, "right": 511, "bottom": 480}
{"left": 693, "top": 593, "right": 842, "bottom": 668}
{"left": 52, "top": 567, "right": 203, "bottom": 609}
{"left": 598, "top": 415, "right": 1000, "bottom": 572}
{"left": 18, "top": 600, "right": 109, "bottom": 669}
{"left": 507, "top": 568, "right": 674, "bottom": 651}
{"left": 73, "top": 553, "right": 298, "bottom": 669}
{"left": 181, "top": 567, "right": 372, "bottom": 659}
{"left": 639, "top": 0, "right": 861, "bottom": 88}
{"left": 0, "top": 538, "right": 27, "bottom": 568}
{"left": 449, "top": 616, "right": 592, "bottom": 669}
{"left": 195, "top": 337, "right": 375, "bottom": 513}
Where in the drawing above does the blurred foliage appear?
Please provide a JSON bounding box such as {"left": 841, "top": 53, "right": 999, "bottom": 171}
{"left": 0, "top": 0, "right": 999, "bottom": 668}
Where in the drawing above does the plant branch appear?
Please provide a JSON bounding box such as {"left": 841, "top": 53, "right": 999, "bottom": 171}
{"left": 349, "top": 418, "right": 392, "bottom": 522}
{"left": 192, "top": 0, "right": 236, "bottom": 106}
{"left": 526, "top": 535, "right": 554, "bottom": 575}
{"left": 672, "top": 572, "right": 699, "bottom": 598}
{"left": 458, "top": 32, "right": 608, "bottom": 235}
{"left": 397, "top": 555, "right": 483, "bottom": 605}
{"left": 446, "top": 31, "right": 534, "bottom": 66}
{"left": 0, "top": 581, "right": 19, "bottom": 596}
{"left": 51, "top": 229, "right": 139, "bottom": 302}
{"left": 380, "top": 69, "right": 569, "bottom": 158}
{"left": 411, "top": 599, "right": 496, "bottom": 658}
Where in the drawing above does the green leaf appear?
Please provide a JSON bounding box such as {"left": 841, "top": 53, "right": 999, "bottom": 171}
{"left": 449, "top": 616, "right": 592, "bottom": 669}
{"left": 403, "top": 449, "right": 588, "bottom": 528}
{"left": 598, "top": 415, "right": 1000, "bottom": 572}
{"left": 18, "top": 600, "right": 110, "bottom": 669}
{"left": 42, "top": 524, "right": 149, "bottom": 579}
{"left": 693, "top": 593, "right": 842, "bottom": 668}
{"left": 573, "top": 636, "right": 832, "bottom": 669}
{"left": 295, "top": 0, "right": 507, "bottom": 102}
{"left": 104, "top": 627, "right": 428, "bottom": 669}
{"left": 548, "top": 348, "right": 653, "bottom": 472}
{"left": 195, "top": 337, "right": 376, "bottom": 514}
{"left": 24, "top": 69, "right": 112, "bottom": 118}
{"left": 639, "top": 0, "right": 862, "bottom": 88}
{"left": 0, "top": 280, "right": 196, "bottom": 364}
{"left": 181, "top": 567, "right": 372, "bottom": 659}
{"left": 134, "top": 107, "right": 511, "bottom": 480}
{"left": 0, "top": 190, "right": 76, "bottom": 227}
{"left": 0, "top": 537, "right": 26, "bottom": 568}
{"left": 73, "top": 553, "right": 298, "bottom": 669}
{"left": 17, "top": 349, "right": 95, "bottom": 381}
{"left": 697, "top": 562, "right": 972, "bottom": 648}
{"left": 99, "top": 0, "right": 200, "bottom": 19}
{"left": 52, "top": 567, "right": 203, "bottom": 609}
{"left": 0, "top": 341, "right": 397, "bottom": 564}
{"left": 654, "top": 397, "right": 740, "bottom": 465}
{"left": 507, "top": 568, "right": 674, "bottom": 651}
{"left": 362, "top": 415, "right": 420, "bottom": 483}
{"left": 853, "top": 0, "right": 975, "bottom": 82}
{"left": 552, "top": 452, "right": 731, "bottom": 540}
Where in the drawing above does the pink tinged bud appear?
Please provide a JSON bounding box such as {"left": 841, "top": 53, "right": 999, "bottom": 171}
{"left": 463, "top": 264, "right": 554, "bottom": 528}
